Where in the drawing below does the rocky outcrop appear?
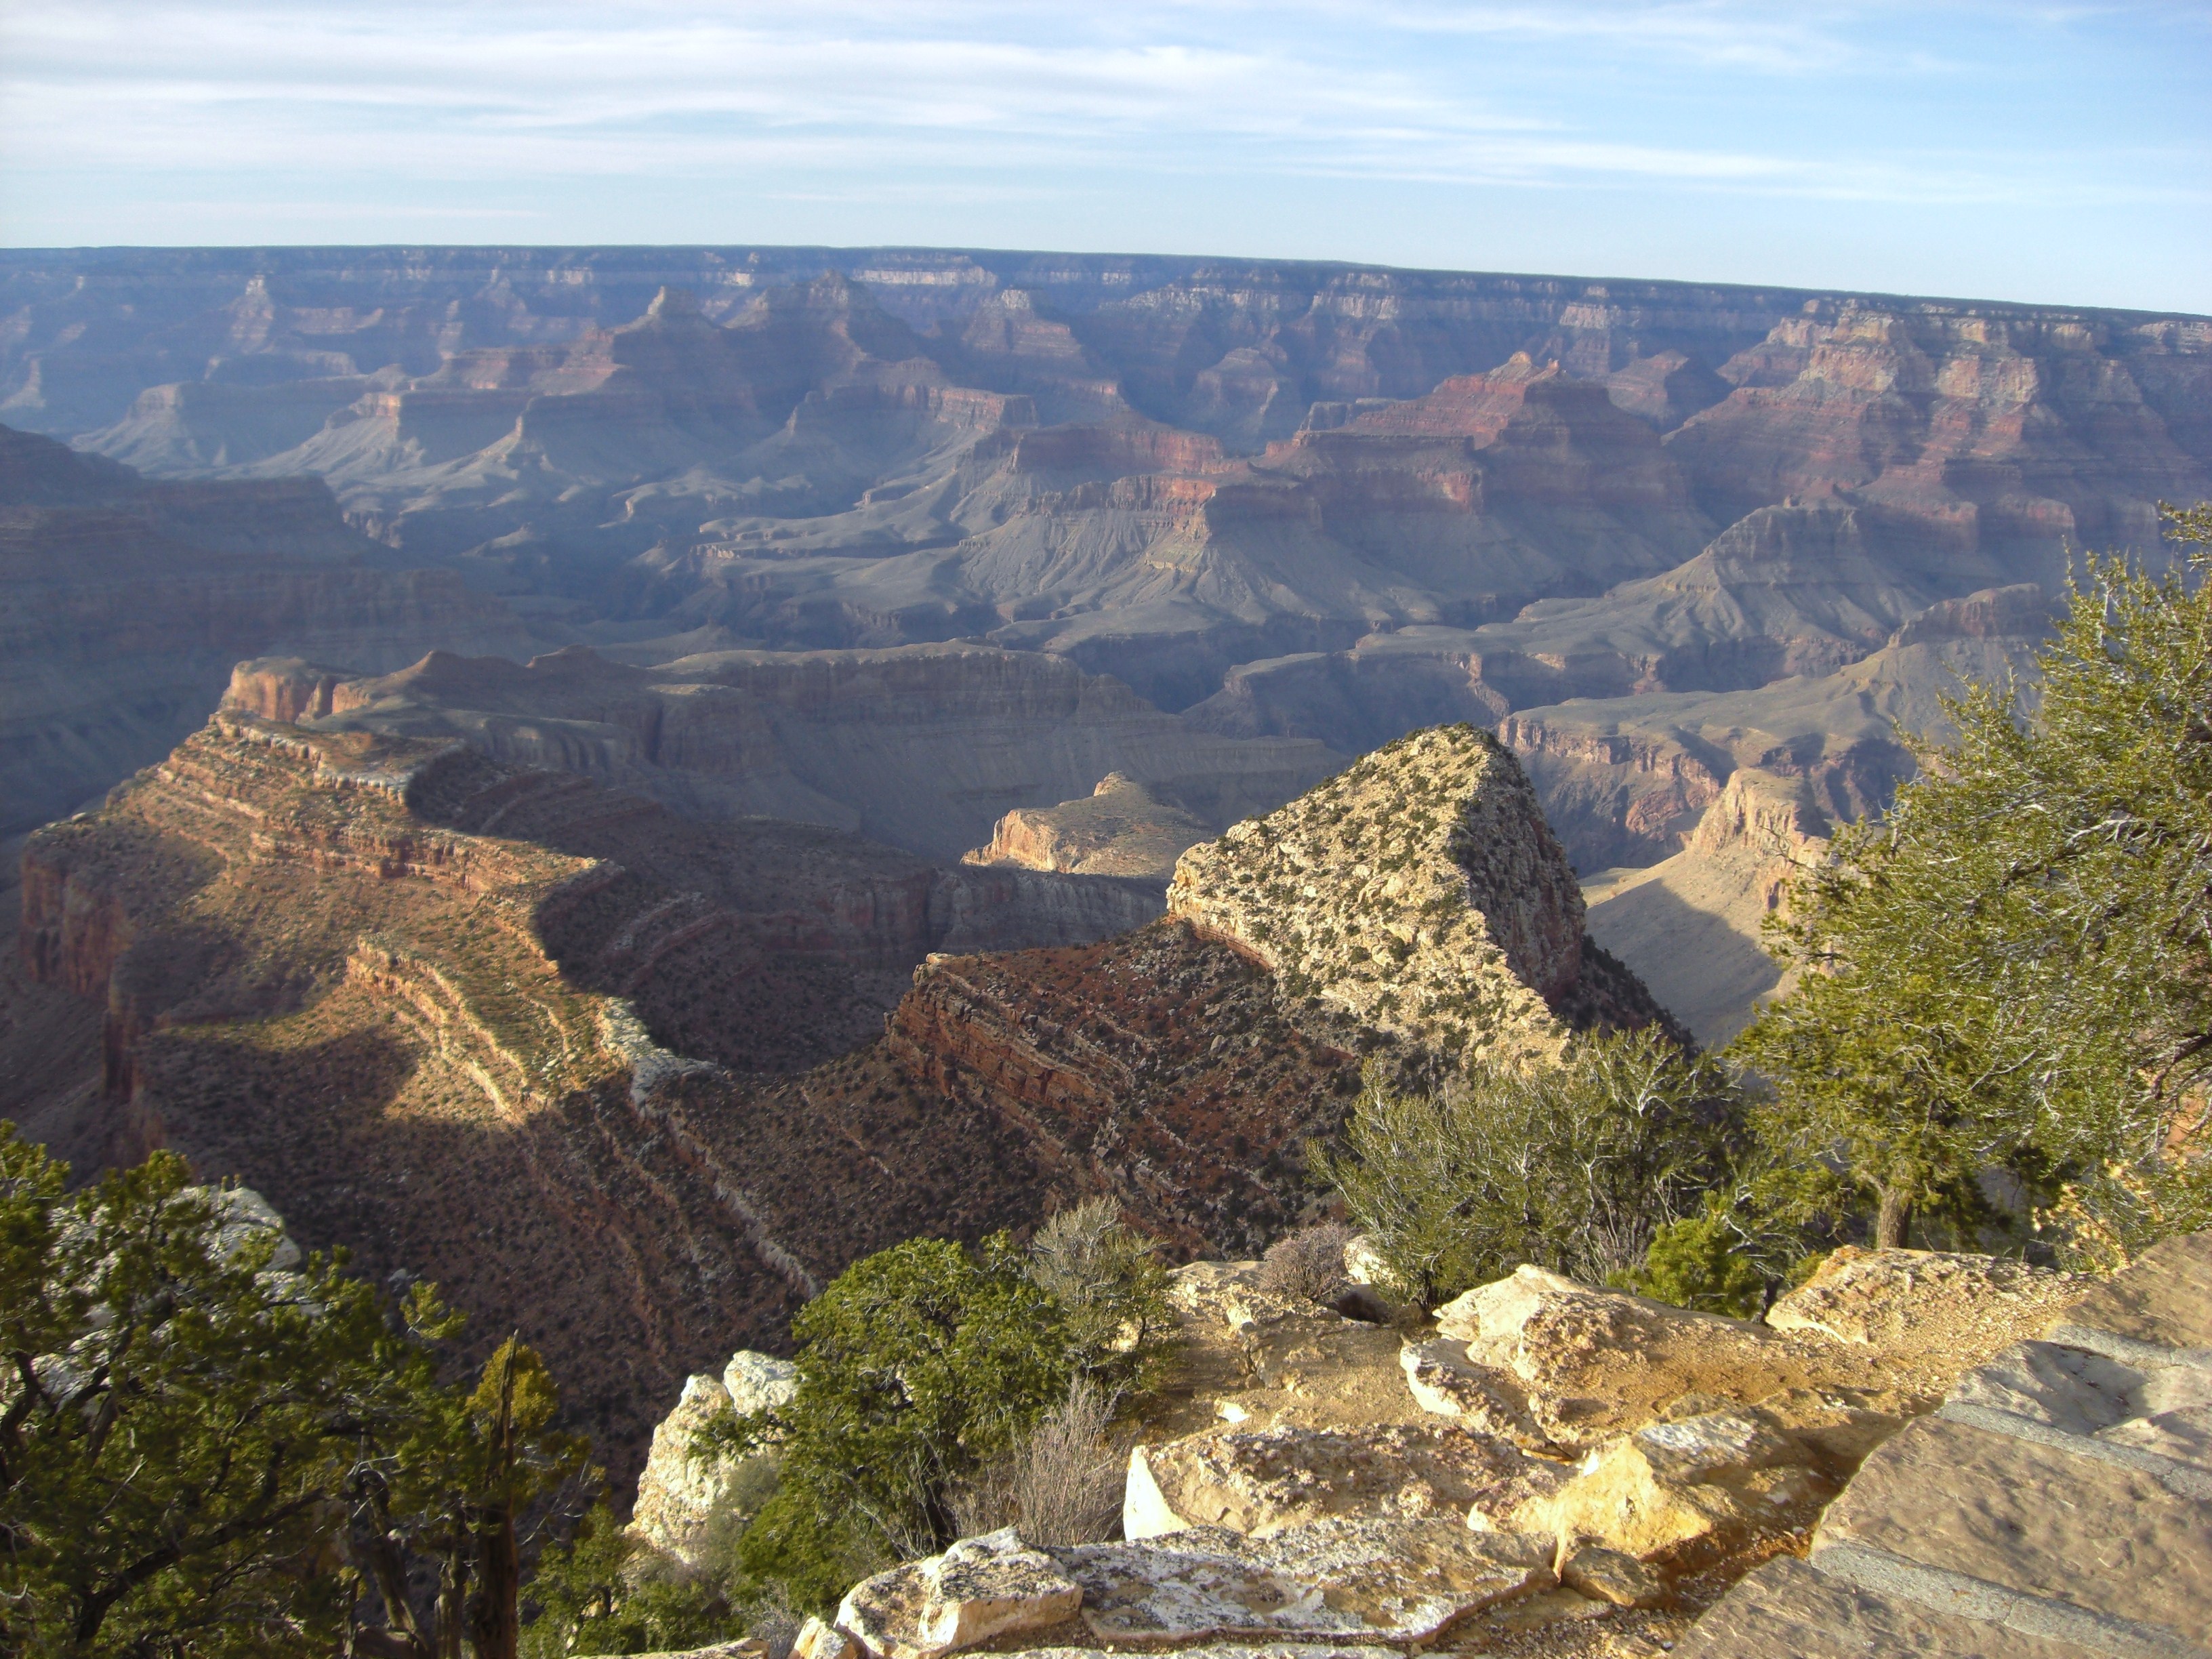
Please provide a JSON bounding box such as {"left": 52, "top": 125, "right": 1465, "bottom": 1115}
{"left": 630, "top": 1351, "right": 797, "bottom": 1567}
{"left": 1680, "top": 1231, "right": 2212, "bottom": 1658}
{"left": 0, "top": 422, "right": 533, "bottom": 836}
{"left": 1168, "top": 726, "right": 1664, "bottom": 1065}
{"left": 1580, "top": 769, "right": 1830, "bottom": 1044}
{"left": 963, "top": 774, "right": 1214, "bottom": 882}
{"left": 226, "top": 646, "right": 1342, "bottom": 863}
{"left": 731, "top": 1238, "right": 2106, "bottom": 1659}
{"left": 8, "top": 716, "right": 1181, "bottom": 1473}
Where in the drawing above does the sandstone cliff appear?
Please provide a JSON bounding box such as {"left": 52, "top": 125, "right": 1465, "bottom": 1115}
{"left": 11, "top": 714, "right": 1155, "bottom": 1471}
{"left": 1581, "top": 770, "right": 1830, "bottom": 1046}
{"left": 962, "top": 773, "right": 1213, "bottom": 882}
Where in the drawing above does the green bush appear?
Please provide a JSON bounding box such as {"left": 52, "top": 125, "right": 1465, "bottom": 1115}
{"left": 707, "top": 1220, "right": 1170, "bottom": 1613}
{"left": 1624, "top": 1198, "right": 1769, "bottom": 1318}
{"left": 0, "top": 1124, "right": 591, "bottom": 1659}
{"left": 1315, "top": 1029, "right": 1736, "bottom": 1309}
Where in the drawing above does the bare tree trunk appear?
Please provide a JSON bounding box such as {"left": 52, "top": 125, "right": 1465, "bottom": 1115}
{"left": 1875, "top": 1188, "right": 1912, "bottom": 1250}
{"left": 434, "top": 1551, "right": 468, "bottom": 1659}
{"left": 470, "top": 1509, "right": 519, "bottom": 1659}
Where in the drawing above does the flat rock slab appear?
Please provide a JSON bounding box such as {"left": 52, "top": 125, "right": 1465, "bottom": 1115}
{"left": 2054, "top": 1233, "right": 2212, "bottom": 1359}
{"left": 1056, "top": 1518, "right": 1554, "bottom": 1646}
{"left": 1812, "top": 1412, "right": 2212, "bottom": 1640}
{"left": 1767, "top": 1248, "right": 2086, "bottom": 1348}
{"left": 1130, "top": 1420, "right": 1572, "bottom": 1538}
{"left": 840, "top": 1529, "right": 1082, "bottom": 1659}
{"left": 1673, "top": 1557, "right": 2107, "bottom": 1659}
{"left": 999, "top": 1647, "right": 1401, "bottom": 1659}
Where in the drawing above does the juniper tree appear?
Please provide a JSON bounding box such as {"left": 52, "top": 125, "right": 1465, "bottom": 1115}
{"left": 1735, "top": 504, "right": 2212, "bottom": 1258}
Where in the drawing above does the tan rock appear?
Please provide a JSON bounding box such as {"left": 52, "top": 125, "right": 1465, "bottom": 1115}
{"left": 1765, "top": 1247, "right": 2087, "bottom": 1347}
{"left": 1509, "top": 1406, "right": 1831, "bottom": 1564}
{"left": 1398, "top": 1338, "right": 1550, "bottom": 1448}
{"left": 836, "top": 1529, "right": 1082, "bottom": 1659}
{"left": 1166, "top": 1260, "right": 1315, "bottom": 1336}
{"left": 792, "top": 1616, "right": 858, "bottom": 1659}
{"left": 1168, "top": 726, "right": 1597, "bottom": 1065}
{"left": 1559, "top": 1544, "right": 1668, "bottom": 1609}
{"left": 1057, "top": 1518, "right": 1555, "bottom": 1645}
{"left": 1126, "top": 1421, "right": 1573, "bottom": 1538}
{"left": 2050, "top": 1229, "right": 2212, "bottom": 1357}
{"left": 722, "top": 1350, "right": 798, "bottom": 1417}
{"left": 1672, "top": 1556, "right": 2104, "bottom": 1659}
{"left": 630, "top": 1373, "right": 748, "bottom": 1568}
{"left": 1431, "top": 1267, "right": 1786, "bottom": 1450}
{"left": 963, "top": 774, "right": 1213, "bottom": 881}
{"left": 1811, "top": 1413, "right": 2212, "bottom": 1639}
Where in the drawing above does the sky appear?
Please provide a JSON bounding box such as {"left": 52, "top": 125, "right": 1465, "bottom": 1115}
{"left": 3, "top": 2, "right": 2207, "bottom": 313}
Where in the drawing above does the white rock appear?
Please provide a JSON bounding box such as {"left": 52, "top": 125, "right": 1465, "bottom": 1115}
{"left": 838, "top": 1529, "right": 1082, "bottom": 1659}
{"left": 723, "top": 1351, "right": 798, "bottom": 1417}
{"left": 629, "top": 1374, "right": 747, "bottom": 1568}
{"left": 1341, "top": 1235, "right": 1388, "bottom": 1286}
{"left": 1399, "top": 1338, "right": 1549, "bottom": 1448}
{"left": 1057, "top": 1518, "right": 1554, "bottom": 1645}
{"left": 199, "top": 1185, "right": 302, "bottom": 1271}
{"left": 792, "top": 1616, "right": 856, "bottom": 1659}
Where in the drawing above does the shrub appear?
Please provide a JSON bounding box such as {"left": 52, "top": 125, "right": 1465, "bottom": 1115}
{"left": 1315, "top": 1030, "right": 1736, "bottom": 1309}
{"left": 0, "top": 1124, "right": 592, "bottom": 1659}
{"left": 950, "top": 1378, "right": 1125, "bottom": 1547}
{"left": 1624, "top": 1198, "right": 1769, "bottom": 1318}
{"left": 710, "top": 1225, "right": 1170, "bottom": 1612}
{"left": 1734, "top": 504, "right": 2212, "bottom": 1258}
{"left": 1257, "top": 1222, "right": 1355, "bottom": 1307}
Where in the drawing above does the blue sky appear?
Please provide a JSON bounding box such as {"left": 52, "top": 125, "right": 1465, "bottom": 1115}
{"left": 3, "top": 2, "right": 2206, "bottom": 312}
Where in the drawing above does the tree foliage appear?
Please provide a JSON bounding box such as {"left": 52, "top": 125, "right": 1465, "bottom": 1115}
{"left": 1734, "top": 504, "right": 2212, "bottom": 1258}
{"left": 705, "top": 1217, "right": 1170, "bottom": 1613}
{"left": 1316, "top": 1028, "right": 1736, "bottom": 1309}
{"left": 0, "top": 1126, "right": 590, "bottom": 1659}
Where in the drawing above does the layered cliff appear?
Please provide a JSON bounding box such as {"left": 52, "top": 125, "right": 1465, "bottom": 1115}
{"left": 222, "top": 644, "right": 1343, "bottom": 861}
{"left": 0, "top": 422, "right": 534, "bottom": 836}
{"left": 962, "top": 773, "right": 1214, "bottom": 882}
{"left": 1581, "top": 769, "right": 1832, "bottom": 1046}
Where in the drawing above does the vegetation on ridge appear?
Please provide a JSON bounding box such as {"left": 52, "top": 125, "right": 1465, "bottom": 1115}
{"left": 1316, "top": 1028, "right": 1738, "bottom": 1311}
{"left": 692, "top": 1199, "right": 1170, "bottom": 1615}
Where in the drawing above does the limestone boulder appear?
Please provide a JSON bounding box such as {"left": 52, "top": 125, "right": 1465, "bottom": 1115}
{"left": 1559, "top": 1544, "right": 1668, "bottom": 1609}
{"left": 1764, "top": 1247, "right": 2087, "bottom": 1347}
{"left": 1124, "top": 1421, "right": 1573, "bottom": 1539}
{"left": 630, "top": 1357, "right": 792, "bottom": 1568}
{"left": 836, "top": 1530, "right": 1082, "bottom": 1659}
{"left": 1057, "top": 1518, "right": 1555, "bottom": 1645}
{"left": 1166, "top": 1260, "right": 1318, "bottom": 1337}
{"left": 1398, "top": 1338, "right": 1550, "bottom": 1448}
{"left": 724, "top": 1351, "right": 799, "bottom": 1417}
{"left": 792, "top": 1617, "right": 857, "bottom": 1659}
{"left": 631, "top": 1374, "right": 742, "bottom": 1565}
{"left": 1504, "top": 1405, "right": 1833, "bottom": 1565}
{"left": 1427, "top": 1267, "right": 1789, "bottom": 1450}
{"left": 201, "top": 1185, "right": 303, "bottom": 1271}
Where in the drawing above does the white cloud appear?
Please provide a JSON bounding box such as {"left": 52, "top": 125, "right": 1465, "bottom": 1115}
{"left": 0, "top": 0, "right": 2201, "bottom": 215}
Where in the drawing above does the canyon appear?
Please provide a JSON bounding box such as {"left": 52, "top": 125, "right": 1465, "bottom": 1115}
{"left": 6, "top": 705, "right": 1658, "bottom": 1472}
{"left": 5, "top": 243, "right": 2210, "bottom": 1485}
